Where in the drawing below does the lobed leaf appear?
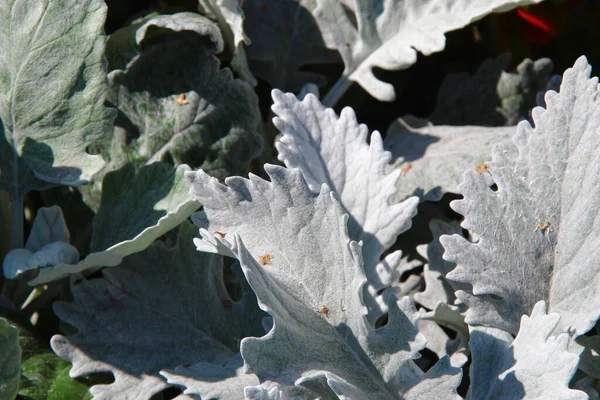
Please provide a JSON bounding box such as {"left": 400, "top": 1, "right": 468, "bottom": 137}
{"left": 52, "top": 221, "right": 264, "bottom": 399}
{"left": 199, "top": 0, "right": 256, "bottom": 84}
{"left": 272, "top": 89, "right": 419, "bottom": 294}
{"left": 441, "top": 56, "right": 600, "bottom": 336}
{"left": 315, "top": 0, "right": 544, "bottom": 102}
{"left": 106, "top": 32, "right": 262, "bottom": 180}
{"left": 188, "top": 165, "right": 462, "bottom": 399}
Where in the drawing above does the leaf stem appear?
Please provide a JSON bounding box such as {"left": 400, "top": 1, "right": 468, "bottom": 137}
{"left": 322, "top": 75, "right": 353, "bottom": 107}
{"left": 10, "top": 189, "right": 24, "bottom": 250}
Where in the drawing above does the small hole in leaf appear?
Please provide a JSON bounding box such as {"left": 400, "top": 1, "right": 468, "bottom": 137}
{"left": 490, "top": 183, "right": 499, "bottom": 192}
{"left": 86, "top": 144, "right": 102, "bottom": 155}
{"left": 414, "top": 348, "right": 439, "bottom": 372}
{"left": 375, "top": 313, "right": 388, "bottom": 329}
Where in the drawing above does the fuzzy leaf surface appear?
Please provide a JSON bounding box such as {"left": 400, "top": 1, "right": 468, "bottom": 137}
{"left": 0, "top": 0, "right": 114, "bottom": 188}
{"left": 273, "top": 90, "right": 418, "bottom": 290}
{"left": 187, "top": 165, "right": 462, "bottom": 399}
{"left": 51, "top": 221, "right": 264, "bottom": 400}
{"left": 414, "top": 219, "right": 464, "bottom": 309}
{"left": 441, "top": 56, "right": 600, "bottom": 335}
{"left": 26, "top": 163, "right": 198, "bottom": 285}
{"left": 385, "top": 117, "right": 514, "bottom": 201}
{"left": 314, "top": 0, "right": 543, "bottom": 101}
{"left": 468, "top": 301, "right": 586, "bottom": 400}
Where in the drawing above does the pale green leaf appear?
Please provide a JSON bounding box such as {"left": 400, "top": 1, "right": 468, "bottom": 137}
{"left": 26, "top": 163, "right": 198, "bottom": 285}
{"left": 0, "top": 0, "right": 115, "bottom": 190}
{"left": 52, "top": 221, "right": 264, "bottom": 399}
{"left": 106, "top": 33, "right": 262, "bottom": 179}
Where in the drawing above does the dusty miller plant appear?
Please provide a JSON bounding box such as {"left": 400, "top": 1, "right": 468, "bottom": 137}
{"left": 1, "top": 0, "right": 599, "bottom": 399}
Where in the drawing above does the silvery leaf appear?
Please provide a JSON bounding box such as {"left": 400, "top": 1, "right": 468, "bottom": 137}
{"left": 468, "top": 301, "right": 586, "bottom": 400}
{"left": 199, "top": 0, "right": 256, "bottom": 84}
{"left": 273, "top": 90, "right": 419, "bottom": 292}
{"left": 441, "top": 57, "right": 600, "bottom": 336}
{"left": 385, "top": 116, "right": 514, "bottom": 202}
{"left": 187, "top": 165, "right": 462, "bottom": 399}
{"left": 315, "top": 0, "right": 544, "bottom": 102}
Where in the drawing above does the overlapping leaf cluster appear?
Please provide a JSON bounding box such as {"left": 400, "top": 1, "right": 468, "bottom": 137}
{"left": 1, "top": 0, "right": 599, "bottom": 399}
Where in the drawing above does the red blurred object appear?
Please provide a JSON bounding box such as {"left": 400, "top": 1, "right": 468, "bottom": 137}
{"left": 516, "top": 7, "right": 558, "bottom": 45}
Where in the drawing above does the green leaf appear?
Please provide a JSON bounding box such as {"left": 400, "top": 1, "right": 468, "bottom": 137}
{"left": 105, "top": 12, "right": 158, "bottom": 72}
{"left": 0, "top": 317, "right": 20, "bottom": 400}
{"left": 105, "top": 32, "right": 262, "bottom": 179}
{"left": 19, "top": 353, "right": 91, "bottom": 400}
{"left": 136, "top": 12, "right": 223, "bottom": 52}
{"left": 0, "top": 0, "right": 115, "bottom": 192}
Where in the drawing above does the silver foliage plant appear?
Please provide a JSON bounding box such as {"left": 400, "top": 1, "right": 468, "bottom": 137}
{"left": 0, "top": 0, "right": 599, "bottom": 399}
{"left": 184, "top": 57, "right": 598, "bottom": 399}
